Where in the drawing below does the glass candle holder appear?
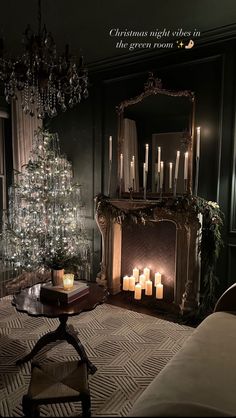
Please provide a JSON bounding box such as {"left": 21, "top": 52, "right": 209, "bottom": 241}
{"left": 63, "top": 274, "right": 74, "bottom": 290}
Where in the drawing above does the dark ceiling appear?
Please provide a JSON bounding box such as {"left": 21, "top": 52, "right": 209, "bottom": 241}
{"left": 1, "top": 0, "right": 236, "bottom": 65}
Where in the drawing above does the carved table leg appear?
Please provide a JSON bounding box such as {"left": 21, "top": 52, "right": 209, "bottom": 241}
{"left": 16, "top": 315, "right": 97, "bottom": 374}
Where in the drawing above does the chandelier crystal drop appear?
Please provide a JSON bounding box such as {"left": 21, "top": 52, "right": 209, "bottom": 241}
{"left": 0, "top": 0, "right": 89, "bottom": 119}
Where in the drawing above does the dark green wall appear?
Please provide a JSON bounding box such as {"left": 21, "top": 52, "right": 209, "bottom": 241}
{"left": 46, "top": 38, "right": 236, "bottom": 295}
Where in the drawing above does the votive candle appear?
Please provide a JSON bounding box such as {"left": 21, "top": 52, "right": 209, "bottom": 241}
{"left": 63, "top": 274, "right": 74, "bottom": 290}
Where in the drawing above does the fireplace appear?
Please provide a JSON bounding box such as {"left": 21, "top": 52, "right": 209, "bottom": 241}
{"left": 95, "top": 195, "right": 202, "bottom": 315}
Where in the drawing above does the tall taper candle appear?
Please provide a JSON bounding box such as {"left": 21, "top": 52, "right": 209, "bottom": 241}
{"left": 196, "top": 127, "right": 201, "bottom": 158}
{"left": 109, "top": 136, "right": 112, "bottom": 162}
{"left": 145, "top": 144, "right": 149, "bottom": 173}
{"left": 143, "top": 162, "right": 146, "bottom": 189}
{"left": 157, "top": 146, "right": 161, "bottom": 173}
{"left": 194, "top": 127, "right": 201, "bottom": 196}
{"left": 184, "top": 152, "right": 188, "bottom": 180}
{"left": 120, "top": 153, "right": 123, "bottom": 180}
{"left": 169, "top": 162, "right": 173, "bottom": 189}
{"left": 130, "top": 161, "right": 134, "bottom": 186}
{"left": 175, "top": 150, "right": 180, "bottom": 180}
{"left": 160, "top": 161, "right": 164, "bottom": 189}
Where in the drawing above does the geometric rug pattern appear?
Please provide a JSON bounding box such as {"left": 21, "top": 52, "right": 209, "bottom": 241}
{"left": 0, "top": 296, "right": 193, "bottom": 417}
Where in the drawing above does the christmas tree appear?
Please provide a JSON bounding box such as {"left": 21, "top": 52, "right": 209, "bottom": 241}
{"left": 1, "top": 128, "right": 90, "bottom": 278}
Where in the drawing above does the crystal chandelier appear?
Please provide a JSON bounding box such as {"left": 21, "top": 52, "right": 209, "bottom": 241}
{"left": 0, "top": 0, "right": 89, "bottom": 119}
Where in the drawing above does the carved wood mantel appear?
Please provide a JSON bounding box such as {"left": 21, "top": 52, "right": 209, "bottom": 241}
{"left": 95, "top": 195, "right": 202, "bottom": 315}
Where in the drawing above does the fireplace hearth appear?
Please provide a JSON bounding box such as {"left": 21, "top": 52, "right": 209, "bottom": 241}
{"left": 95, "top": 195, "right": 202, "bottom": 315}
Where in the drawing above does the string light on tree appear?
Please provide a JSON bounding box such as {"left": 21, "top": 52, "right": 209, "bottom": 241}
{"left": 1, "top": 129, "right": 90, "bottom": 277}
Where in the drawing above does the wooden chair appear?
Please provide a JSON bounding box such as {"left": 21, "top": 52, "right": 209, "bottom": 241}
{"left": 22, "top": 360, "right": 91, "bottom": 417}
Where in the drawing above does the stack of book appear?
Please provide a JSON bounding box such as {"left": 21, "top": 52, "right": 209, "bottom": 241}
{"left": 40, "top": 281, "right": 89, "bottom": 305}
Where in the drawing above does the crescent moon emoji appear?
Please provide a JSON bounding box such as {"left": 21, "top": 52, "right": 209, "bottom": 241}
{"left": 185, "top": 40, "right": 194, "bottom": 49}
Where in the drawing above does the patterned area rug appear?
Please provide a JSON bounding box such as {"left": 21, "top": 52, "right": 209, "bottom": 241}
{"left": 0, "top": 297, "right": 193, "bottom": 417}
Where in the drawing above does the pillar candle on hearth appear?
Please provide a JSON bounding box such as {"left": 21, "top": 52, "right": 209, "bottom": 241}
{"left": 156, "top": 283, "right": 163, "bottom": 299}
{"left": 145, "top": 279, "right": 153, "bottom": 296}
{"left": 123, "top": 275, "right": 129, "bottom": 291}
{"left": 144, "top": 267, "right": 150, "bottom": 281}
{"left": 134, "top": 283, "right": 142, "bottom": 300}
{"left": 133, "top": 267, "right": 139, "bottom": 282}
{"left": 129, "top": 276, "right": 135, "bottom": 291}
{"left": 139, "top": 274, "right": 146, "bottom": 290}
{"left": 155, "top": 272, "right": 162, "bottom": 286}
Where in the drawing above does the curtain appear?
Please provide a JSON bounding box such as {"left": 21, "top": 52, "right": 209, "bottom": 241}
{"left": 123, "top": 118, "right": 139, "bottom": 192}
{"left": 11, "top": 92, "right": 42, "bottom": 173}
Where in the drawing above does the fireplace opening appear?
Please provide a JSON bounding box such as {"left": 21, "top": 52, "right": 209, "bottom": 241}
{"left": 121, "top": 220, "right": 176, "bottom": 303}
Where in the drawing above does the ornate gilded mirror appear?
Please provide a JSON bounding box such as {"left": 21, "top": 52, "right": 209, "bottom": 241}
{"left": 117, "top": 73, "right": 195, "bottom": 197}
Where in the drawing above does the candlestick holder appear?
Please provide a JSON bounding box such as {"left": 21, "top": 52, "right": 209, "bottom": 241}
{"left": 173, "top": 179, "right": 177, "bottom": 197}
{"left": 160, "top": 187, "right": 163, "bottom": 200}
{"left": 156, "top": 172, "right": 160, "bottom": 193}
{"left": 129, "top": 187, "right": 133, "bottom": 200}
{"left": 194, "top": 156, "right": 199, "bottom": 196}
{"left": 184, "top": 179, "right": 188, "bottom": 194}
{"left": 144, "top": 186, "right": 147, "bottom": 200}
{"left": 132, "top": 178, "right": 135, "bottom": 192}
{"left": 119, "top": 178, "right": 123, "bottom": 198}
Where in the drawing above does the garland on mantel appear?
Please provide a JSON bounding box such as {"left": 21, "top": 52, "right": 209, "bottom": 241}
{"left": 96, "top": 194, "right": 224, "bottom": 314}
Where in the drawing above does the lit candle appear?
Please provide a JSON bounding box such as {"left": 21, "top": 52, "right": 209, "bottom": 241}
{"left": 109, "top": 136, "right": 112, "bottom": 162}
{"left": 169, "top": 162, "right": 173, "bottom": 189}
{"left": 155, "top": 272, "right": 162, "bottom": 286}
{"left": 184, "top": 152, "right": 188, "bottom": 180}
{"left": 123, "top": 275, "right": 129, "bottom": 291}
{"left": 143, "top": 162, "right": 146, "bottom": 189}
{"left": 145, "top": 279, "right": 153, "bottom": 296}
{"left": 139, "top": 274, "right": 146, "bottom": 290}
{"left": 120, "top": 153, "right": 123, "bottom": 180}
{"left": 134, "top": 283, "right": 142, "bottom": 300}
{"left": 133, "top": 267, "right": 139, "bottom": 282}
{"left": 160, "top": 161, "right": 164, "bottom": 189}
{"left": 175, "top": 151, "right": 180, "bottom": 180}
{"left": 196, "top": 127, "right": 201, "bottom": 159}
{"left": 131, "top": 161, "right": 134, "bottom": 181}
{"left": 145, "top": 144, "right": 149, "bottom": 173}
{"left": 157, "top": 146, "right": 161, "bottom": 173}
{"left": 156, "top": 283, "right": 163, "bottom": 299}
{"left": 143, "top": 267, "right": 150, "bottom": 281}
{"left": 63, "top": 274, "right": 74, "bottom": 290}
{"left": 129, "top": 276, "right": 136, "bottom": 291}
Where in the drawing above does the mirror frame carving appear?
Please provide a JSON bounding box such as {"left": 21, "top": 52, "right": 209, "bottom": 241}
{"left": 116, "top": 72, "right": 195, "bottom": 196}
